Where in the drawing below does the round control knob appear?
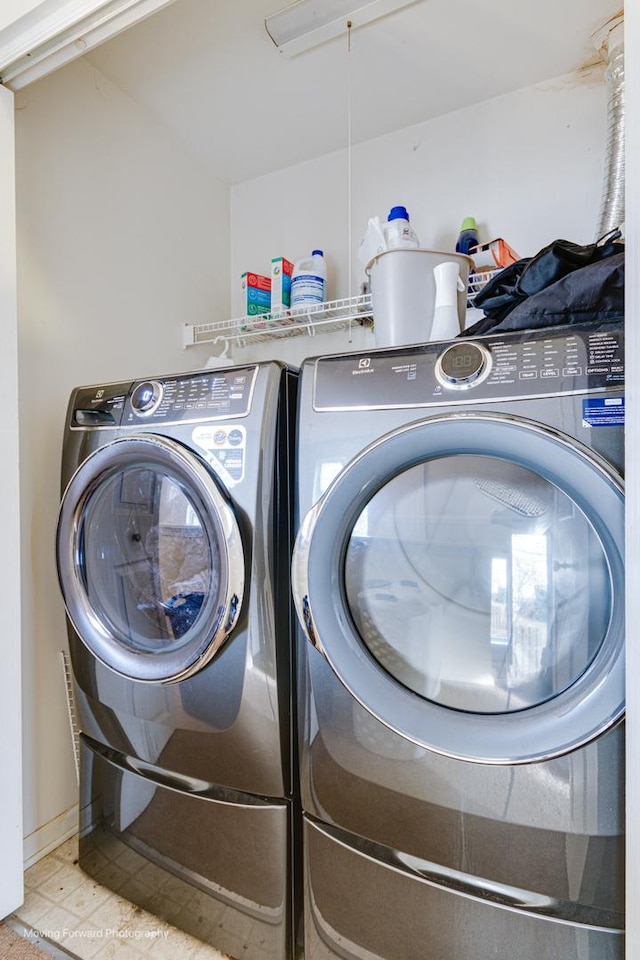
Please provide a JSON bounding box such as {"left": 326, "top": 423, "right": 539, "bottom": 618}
{"left": 435, "top": 341, "right": 492, "bottom": 389}
{"left": 131, "top": 380, "right": 163, "bottom": 415}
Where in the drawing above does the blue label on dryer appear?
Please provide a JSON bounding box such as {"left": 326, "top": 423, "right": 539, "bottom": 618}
{"left": 582, "top": 396, "right": 624, "bottom": 427}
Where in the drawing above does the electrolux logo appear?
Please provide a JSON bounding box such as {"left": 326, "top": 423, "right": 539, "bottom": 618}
{"left": 353, "top": 357, "right": 374, "bottom": 376}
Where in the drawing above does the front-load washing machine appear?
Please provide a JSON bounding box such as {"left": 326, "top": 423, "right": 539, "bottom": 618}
{"left": 56, "top": 361, "right": 300, "bottom": 960}
{"left": 292, "top": 322, "right": 624, "bottom": 960}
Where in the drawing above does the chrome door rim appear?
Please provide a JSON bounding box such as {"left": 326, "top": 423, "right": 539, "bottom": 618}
{"left": 292, "top": 411, "right": 625, "bottom": 764}
{"left": 57, "top": 433, "right": 245, "bottom": 683}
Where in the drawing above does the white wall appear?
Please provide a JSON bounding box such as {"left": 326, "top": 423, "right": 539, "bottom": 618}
{"left": 230, "top": 68, "right": 607, "bottom": 367}
{"left": 14, "top": 56, "right": 227, "bottom": 860}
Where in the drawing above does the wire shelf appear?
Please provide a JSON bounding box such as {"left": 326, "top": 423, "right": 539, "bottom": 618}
{"left": 183, "top": 294, "right": 373, "bottom": 349}
{"left": 183, "top": 271, "right": 503, "bottom": 350}
{"left": 468, "top": 267, "right": 501, "bottom": 299}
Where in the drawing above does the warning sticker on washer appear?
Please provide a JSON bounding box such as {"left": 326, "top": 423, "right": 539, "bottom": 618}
{"left": 582, "top": 397, "right": 624, "bottom": 427}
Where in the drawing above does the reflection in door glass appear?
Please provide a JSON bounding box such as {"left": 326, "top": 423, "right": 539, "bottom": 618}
{"left": 344, "top": 455, "right": 611, "bottom": 714}
{"left": 80, "top": 466, "right": 220, "bottom": 652}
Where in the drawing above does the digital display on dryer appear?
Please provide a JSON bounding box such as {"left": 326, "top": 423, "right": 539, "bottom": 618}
{"left": 437, "top": 342, "right": 489, "bottom": 386}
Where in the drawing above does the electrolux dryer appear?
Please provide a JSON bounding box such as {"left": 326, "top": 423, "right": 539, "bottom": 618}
{"left": 56, "top": 361, "right": 300, "bottom": 960}
{"left": 292, "top": 322, "right": 624, "bottom": 960}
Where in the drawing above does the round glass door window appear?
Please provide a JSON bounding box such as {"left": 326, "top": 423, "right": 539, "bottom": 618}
{"left": 294, "top": 412, "right": 624, "bottom": 760}
{"left": 81, "top": 465, "right": 218, "bottom": 652}
{"left": 344, "top": 454, "right": 611, "bottom": 714}
{"left": 57, "top": 435, "right": 244, "bottom": 682}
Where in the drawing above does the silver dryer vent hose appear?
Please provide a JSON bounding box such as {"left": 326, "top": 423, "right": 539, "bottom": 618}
{"left": 596, "top": 31, "right": 625, "bottom": 239}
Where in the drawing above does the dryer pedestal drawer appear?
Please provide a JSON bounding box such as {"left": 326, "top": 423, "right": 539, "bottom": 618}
{"left": 303, "top": 817, "right": 624, "bottom": 960}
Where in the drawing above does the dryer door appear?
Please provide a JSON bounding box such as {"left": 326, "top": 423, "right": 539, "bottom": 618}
{"left": 57, "top": 434, "right": 244, "bottom": 683}
{"left": 292, "top": 411, "right": 624, "bottom": 763}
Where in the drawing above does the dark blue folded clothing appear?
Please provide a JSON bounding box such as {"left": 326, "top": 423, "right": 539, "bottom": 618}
{"left": 463, "top": 242, "right": 624, "bottom": 338}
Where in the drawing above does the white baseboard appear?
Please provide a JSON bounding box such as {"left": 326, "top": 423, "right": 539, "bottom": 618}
{"left": 23, "top": 805, "right": 79, "bottom": 869}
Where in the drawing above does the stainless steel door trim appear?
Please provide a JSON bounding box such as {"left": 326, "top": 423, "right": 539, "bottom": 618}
{"left": 292, "top": 411, "right": 624, "bottom": 764}
{"left": 57, "top": 433, "right": 245, "bottom": 683}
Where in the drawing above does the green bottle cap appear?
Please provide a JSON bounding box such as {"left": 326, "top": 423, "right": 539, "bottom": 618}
{"left": 460, "top": 216, "right": 477, "bottom": 232}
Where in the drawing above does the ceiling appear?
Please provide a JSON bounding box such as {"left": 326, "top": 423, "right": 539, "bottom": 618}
{"left": 85, "top": 0, "right": 622, "bottom": 185}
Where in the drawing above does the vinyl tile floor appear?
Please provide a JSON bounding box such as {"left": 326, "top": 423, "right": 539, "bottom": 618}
{"left": 9, "top": 837, "right": 231, "bottom": 960}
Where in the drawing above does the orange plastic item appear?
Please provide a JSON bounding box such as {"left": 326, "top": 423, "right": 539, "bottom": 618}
{"left": 470, "top": 238, "right": 520, "bottom": 268}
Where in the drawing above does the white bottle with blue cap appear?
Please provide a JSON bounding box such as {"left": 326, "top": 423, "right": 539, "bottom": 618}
{"left": 290, "top": 249, "right": 327, "bottom": 308}
{"left": 384, "top": 206, "right": 420, "bottom": 249}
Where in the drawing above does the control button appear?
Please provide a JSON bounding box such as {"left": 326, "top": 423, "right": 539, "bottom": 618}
{"left": 131, "top": 381, "right": 163, "bottom": 416}
{"left": 435, "top": 341, "right": 492, "bottom": 389}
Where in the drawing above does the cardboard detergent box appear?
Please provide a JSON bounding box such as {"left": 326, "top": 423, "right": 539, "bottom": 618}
{"left": 241, "top": 272, "right": 271, "bottom": 316}
{"left": 270, "top": 257, "right": 294, "bottom": 312}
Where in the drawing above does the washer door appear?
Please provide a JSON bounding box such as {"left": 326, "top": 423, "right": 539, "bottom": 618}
{"left": 57, "top": 434, "right": 244, "bottom": 683}
{"left": 292, "top": 412, "right": 624, "bottom": 763}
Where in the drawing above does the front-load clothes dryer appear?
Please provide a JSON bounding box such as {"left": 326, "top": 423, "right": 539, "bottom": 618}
{"left": 292, "top": 322, "right": 624, "bottom": 960}
{"left": 56, "top": 361, "right": 300, "bottom": 960}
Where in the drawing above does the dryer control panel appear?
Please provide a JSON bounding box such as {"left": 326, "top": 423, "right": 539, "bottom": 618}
{"left": 313, "top": 323, "right": 624, "bottom": 411}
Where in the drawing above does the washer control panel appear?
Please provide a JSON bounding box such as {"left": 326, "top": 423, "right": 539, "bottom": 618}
{"left": 123, "top": 366, "right": 257, "bottom": 424}
{"left": 71, "top": 367, "right": 258, "bottom": 428}
{"left": 313, "top": 324, "right": 624, "bottom": 411}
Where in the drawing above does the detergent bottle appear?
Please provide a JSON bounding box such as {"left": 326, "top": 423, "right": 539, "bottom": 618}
{"left": 455, "top": 216, "right": 479, "bottom": 255}
{"left": 290, "top": 250, "right": 327, "bottom": 308}
{"left": 384, "top": 206, "right": 420, "bottom": 249}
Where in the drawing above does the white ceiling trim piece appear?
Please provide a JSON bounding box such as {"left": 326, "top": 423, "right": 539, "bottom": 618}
{"left": 0, "top": 0, "right": 176, "bottom": 89}
{"left": 265, "top": 0, "right": 423, "bottom": 57}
